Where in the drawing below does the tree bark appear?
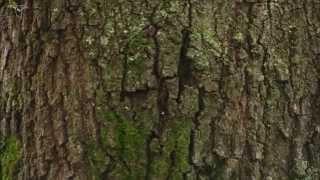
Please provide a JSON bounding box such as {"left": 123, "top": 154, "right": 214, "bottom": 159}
{"left": 1, "top": 0, "right": 320, "bottom": 180}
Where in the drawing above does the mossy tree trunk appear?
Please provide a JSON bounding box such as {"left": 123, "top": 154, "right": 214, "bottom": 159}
{"left": 1, "top": 0, "right": 320, "bottom": 179}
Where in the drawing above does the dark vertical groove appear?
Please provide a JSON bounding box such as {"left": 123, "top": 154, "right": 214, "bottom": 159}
{"left": 177, "top": 29, "right": 192, "bottom": 103}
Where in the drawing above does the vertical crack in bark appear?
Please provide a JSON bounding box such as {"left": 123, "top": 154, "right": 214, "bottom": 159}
{"left": 145, "top": 130, "right": 158, "bottom": 180}
{"left": 232, "top": 1, "right": 242, "bottom": 65}
{"left": 145, "top": 6, "right": 164, "bottom": 179}
{"left": 187, "top": 86, "right": 205, "bottom": 177}
{"left": 0, "top": 36, "right": 12, "bottom": 80}
{"left": 177, "top": 28, "right": 192, "bottom": 104}
{"left": 177, "top": 0, "right": 193, "bottom": 104}
{"left": 166, "top": 149, "right": 177, "bottom": 180}
{"left": 120, "top": 43, "right": 129, "bottom": 102}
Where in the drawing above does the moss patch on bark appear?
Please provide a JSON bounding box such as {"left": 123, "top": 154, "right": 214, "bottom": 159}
{"left": 0, "top": 136, "right": 22, "bottom": 180}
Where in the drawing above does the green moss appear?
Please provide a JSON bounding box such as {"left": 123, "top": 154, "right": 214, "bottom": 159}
{"left": 86, "top": 111, "right": 120, "bottom": 179}
{"left": 99, "top": 111, "right": 146, "bottom": 163}
{"left": 152, "top": 157, "right": 170, "bottom": 179}
{"left": 170, "top": 120, "right": 191, "bottom": 172}
{"left": 0, "top": 136, "right": 22, "bottom": 180}
{"left": 211, "top": 158, "right": 227, "bottom": 180}
{"left": 126, "top": 29, "right": 151, "bottom": 80}
{"left": 234, "top": 32, "right": 244, "bottom": 42}
{"left": 151, "top": 118, "right": 192, "bottom": 178}
{"left": 89, "top": 111, "right": 148, "bottom": 179}
{"left": 8, "top": 0, "right": 18, "bottom": 11}
{"left": 101, "top": 111, "right": 121, "bottom": 123}
{"left": 92, "top": 110, "right": 195, "bottom": 179}
{"left": 87, "top": 143, "right": 109, "bottom": 180}
{"left": 117, "top": 120, "right": 144, "bottom": 160}
{"left": 115, "top": 114, "right": 147, "bottom": 179}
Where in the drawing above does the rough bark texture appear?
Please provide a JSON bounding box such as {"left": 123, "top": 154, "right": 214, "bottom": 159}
{"left": 1, "top": 0, "right": 320, "bottom": 179}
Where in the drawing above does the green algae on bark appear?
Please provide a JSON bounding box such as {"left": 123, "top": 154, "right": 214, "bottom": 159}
{"left": 0, "top": 136, "right": 22, "bottom": 180}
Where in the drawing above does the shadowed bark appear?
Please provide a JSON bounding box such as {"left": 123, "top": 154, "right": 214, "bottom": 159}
{"left": 1, "top": 0, "right": 320, "bottom": 179}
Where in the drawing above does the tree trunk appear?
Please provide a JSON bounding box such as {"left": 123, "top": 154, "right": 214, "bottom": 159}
{"left": 1, "top": 0, "right": 320, "bottom": 179}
